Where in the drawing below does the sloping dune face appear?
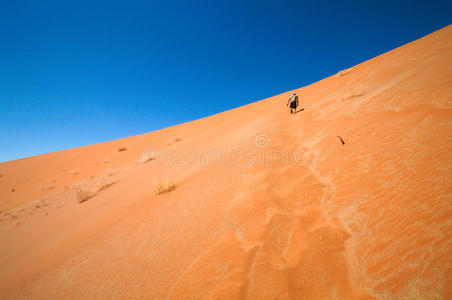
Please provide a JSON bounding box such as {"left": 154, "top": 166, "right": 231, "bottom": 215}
{"left": 0, "top": 26, "right": 451, "bottom": 299}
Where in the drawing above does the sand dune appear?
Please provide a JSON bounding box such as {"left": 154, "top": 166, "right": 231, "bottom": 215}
{"left": 0, "top": 25, "right": 451, "bottom": 299}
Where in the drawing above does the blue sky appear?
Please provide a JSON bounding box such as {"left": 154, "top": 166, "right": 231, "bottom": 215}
{"left": 0, "top": 0, "right": 451, "bottom": 162}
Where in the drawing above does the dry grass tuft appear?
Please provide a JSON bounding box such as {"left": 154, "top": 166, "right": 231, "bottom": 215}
{"left": 166, "top": 137, "right": 182, "bottom": 146}
{"left": 74, "top": 185, "right": 91, "bottom": 203}
{"left": 40, "top": 184, "right": 54, "bottom": 191}
{"left": 118, "top": 146, "right": 127, "bottom": 152}
{"left": 153, "top": 177, "right": 176, "bottom": 195}
{"left": 33, "top": 199, "right": 44, "bottom": 208}
{"left": 73, "top": 176, "right": 116, "bottom": 203}
{"left": 104, "top": 168, "right": 115, "bottom": 177}
{"left": 342, "top": 84, "right": 368, "bottom": 100}
{"left": 96, "top": 176, "right": 115, "bottom": 191}
{"left": 336, "top": 68, "right": 351, "bottom": 77}
{"left": 139, "top": 150, "right": 156, "bottom": 164}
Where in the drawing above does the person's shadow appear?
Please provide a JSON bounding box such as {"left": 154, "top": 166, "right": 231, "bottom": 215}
{"left": 293, "top": 108, "right": 305, "bottom": 114}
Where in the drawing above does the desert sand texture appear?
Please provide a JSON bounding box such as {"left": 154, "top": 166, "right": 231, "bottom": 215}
{"left": 0, "top": 25, "right": 451, "bottom": 299}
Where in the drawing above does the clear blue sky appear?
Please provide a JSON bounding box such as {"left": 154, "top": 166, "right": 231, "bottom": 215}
{"left": 0, "top": 0, "right": 451, "bottom": 162}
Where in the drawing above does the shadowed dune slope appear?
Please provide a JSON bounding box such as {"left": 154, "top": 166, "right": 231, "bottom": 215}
{"left": 0, "top": 25, "right": 451, "bottom": 299}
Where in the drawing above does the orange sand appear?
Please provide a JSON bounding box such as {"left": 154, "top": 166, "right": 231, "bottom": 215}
{"left": 0, "top": 25, "right": 451, "bottom": 299}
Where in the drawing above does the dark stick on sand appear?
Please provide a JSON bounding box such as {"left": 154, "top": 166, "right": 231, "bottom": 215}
{"left": 336, "top": 136, "right": 345, "bottom": 145}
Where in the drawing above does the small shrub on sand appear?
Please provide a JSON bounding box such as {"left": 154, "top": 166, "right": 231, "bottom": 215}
{"left": 166, "top": 137, "right": 182, "bottom": 146}
{"left": 96, "top": 176, "right": 115, "bottom": 191}
{"left": 118, "top": 146, "right": 127, "bottom": 152}
{"left": 342, "top": 84, "right": 368, "bottom": 100}
{"left": 33, "top": 199, "right": 43, "bottom": 208}
{"left": 73, "top": 175, "right": 115, "bottom": 204}
{"left": 336, "top": 68, "right": 351, "bottom": 77}
{"left": 74, "top": 185, "right": 91, "bottom": 203}
{"left": 104, "top": 168, "right": 115, "bottom": 177}
{"left": 139, "top": 150, "right": 156, "bottom": 164}
{"left": 153, "top": 177, "right": 176, "bottom": 195}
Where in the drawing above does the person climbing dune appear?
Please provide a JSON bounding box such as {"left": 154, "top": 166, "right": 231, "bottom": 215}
{"left": 286, "top": 92, "right": 299, "bottom": 114}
